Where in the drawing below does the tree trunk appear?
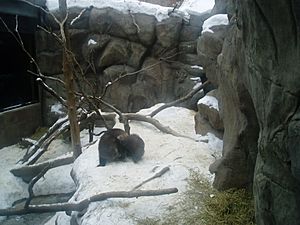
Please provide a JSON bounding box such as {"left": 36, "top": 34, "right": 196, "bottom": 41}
{"left": 59, "top": 0, "right": 82, "bottom": 158}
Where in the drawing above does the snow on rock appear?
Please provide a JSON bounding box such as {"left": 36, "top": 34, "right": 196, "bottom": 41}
{"left": 66, "top": 104, "right": 222, "bottom": 224}
{"left": 0, "top": 145, "right": 28, "bottom": 221}
{"left": 50, "top": 103, "right": 64, "bottom": 116}
{"left": 46, "top": 0, "right": 171, "bottom": 22}
{"left": 88, "top": 39, "right": 97, "bottom": 46}
{"left": 46, "top": 0, "right": 215, "bottom": 22}
{"left": 179, "top": 0, "right": 215, "bottom": 15}
{"left": 202, "top": 14, "right": 229, "bottom": 34}
{"left": 0, "top": 140, "right": 75, "bottom": 222}
{"left": 198, "top": 95, "right": 219, "bottom": 111}
{"left": 191, "top": 65, "right": 203, "bottom": 70}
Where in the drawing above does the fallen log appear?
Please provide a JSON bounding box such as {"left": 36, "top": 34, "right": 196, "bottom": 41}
{"left": 10, "top": 153, "right": 74, "bottom": 183}
{"left": 0, "top": 188, "right": 178, "bottom": 216}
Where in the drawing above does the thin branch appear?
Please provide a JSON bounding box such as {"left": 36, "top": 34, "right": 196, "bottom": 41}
{"left": 148, "top": 81, "right": 210, "bottom": 117}
{"left": 100, "top": 52, "right": 181, "bottom": 99}
{"left": 123, "top": 113, "right": 194, "bottom": 140}
{"left": 28, "top": 71, "right": 65, "bottom": 86}
{"left": 25, "top": 164, "right": 51, "bottom": 208}
{"left": 20, "top": 117, "right": 68, "bottom": 163}
{"left": 132, "top": 167, "right": 170, "bottom": 190}
{"left": 11, "top": 153, "right": 74, "bottom": 183}
{"left": 36, "top": 78, "right": 67, "bottom": 107}
{"left": 0, "top": 188, "right": 178, "bottom": 216}
{"left": 37, "top": 25, "right": 63, "bottom": 44}
{"left": 70, "top": 8, "right": 88, "bottom": 25}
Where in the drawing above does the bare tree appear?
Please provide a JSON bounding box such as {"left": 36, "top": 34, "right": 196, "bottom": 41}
{"left": 58, "top": 0, "right": 82, "bottom": 158}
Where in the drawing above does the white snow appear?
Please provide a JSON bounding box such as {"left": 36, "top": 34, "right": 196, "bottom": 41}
{"left": 191, "top": 65, "right": 203, "bottom": 70}
{"left": 63, "top": 104, "right": 222, "bottom": 224}
{"left": 88, "top": 39, "right": 97, "bottom": 46}
{"left": 190, "top": 77, "right": 201, "bottom": 82}
{"left": 46, "top": 0, "right": 215, "bottom": 22}
{"left": 179, "top": 0, "right": 214, "bottom": 15}
{"left": 198, "top": 95, "right": 219, "bottom": 111}
{"left": 46, "top": 0, "right": 171, "bottom": 22}
{"left": 0, "top": 140, "right": 75, "bottom": 222}
{"left": 202, "top": 14, "right": 229, "bottom": 34}
{"left": 0, "top": 103, "right": 223, "bottom": 224}
{"left": 50, "top": 103, "right": 64, "bottom": 115}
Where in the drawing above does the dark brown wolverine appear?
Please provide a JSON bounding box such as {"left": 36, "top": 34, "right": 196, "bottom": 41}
{"left": 98, "top": 128, "right": 145, "bottom": 166}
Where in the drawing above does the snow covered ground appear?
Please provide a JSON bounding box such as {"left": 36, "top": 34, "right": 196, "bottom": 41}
{"left": 44, "top": 104, "right": 222, "bottom": 225}
{"left": 0, "top": 104, "right": 222, "bottom": 225}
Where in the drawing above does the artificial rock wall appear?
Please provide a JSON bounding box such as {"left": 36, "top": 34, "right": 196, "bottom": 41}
{"left": 203, "top": 0, "right": 300, "bottom": 224}
{"left": 36, "top": 6, "right": 212, "bottom": 125}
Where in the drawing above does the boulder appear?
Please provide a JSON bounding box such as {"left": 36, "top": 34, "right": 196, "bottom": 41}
{"left": 179, "top": 25, "right": 201, "bottom": 42}
{"left": 197, "top": 24, "right": 228, "bottom": 86}
{"left": 156, "top": 16, "right": 182, "bottom": 47}
{"left": 197, "top": 26, "right": 228, "bottom": 60}
{"left": 103, "top": 65, "right": 137, "bottom": 85}
{"left": 208, "top": 25, "right": 259, "bottom": 192}
{"left": 82, "top": 34, "right": 111, "bottom": 62}
{"left": 69, "top": 29, "right": 89, "bottom": 60}
{"left": 134, "top": 13, "right": 157, "bottom": 46}
{"left": 194, "top": 113, "right": 223, "bottom": 139}
{"left": 197, "top": 90, "right": 223, "bottom": 131}
{"left": 178, "top": 53, "right": 202, "bottom": 65}
{"left": 128, "top": 42, "right": 147, "bottom": 68}
{"left": 45, "top": 6, "right": 91, "bottom": 30}
{"left": 178, "top": 41, "right": 197, "bottom": 54}
{"left": 97, "top": 38, "right": 146, "bottom": 69}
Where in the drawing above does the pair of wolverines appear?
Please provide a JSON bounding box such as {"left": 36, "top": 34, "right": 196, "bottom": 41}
{"left": 97, "top": 128, "right": 145, "bottom": 167}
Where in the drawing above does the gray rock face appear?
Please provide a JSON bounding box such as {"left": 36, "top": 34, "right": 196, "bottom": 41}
{"left": 206, "top": 0, "right": 300, "bottom": 224}
{"left": 237, "top": 1, "right": 300, "bottom": 224}
{"left": 208, "top": 25, "right": 259, "bottom": 190}
{"left": 156, "top": 16, "right": 182, "bottom": 47}
{"left": 97, "top": 38, "right": 146, "bottom": 68}
{"left": 197, "top": 90, "right": 223, "bottom": 131}
{"left": 38, "top": 6, "right": 206, "bottom": 121}
{"left": 134, "top": 13, "right": 157, "bottom": 46}
{"left": 197, "top": 25, "right": 228, "bottom": 87}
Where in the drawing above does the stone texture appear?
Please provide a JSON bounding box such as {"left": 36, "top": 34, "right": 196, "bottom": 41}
{"left": 178, "top": 53, "right": 202, "bottom": 65}
{"left": 179, "top": 25, "right": 201, "bottom": 42}
{"left": 103, "top": 65, "right": 137, "bottom": 85}
{"left": 82, "top": 34, "right": 111, "bottom": 63}
{"left": 197, "top": 90, "right": 223, "bottom": 131}
{"left": 237, "top": 0, "right": 300, "bottom": 224}
{"left": 97, "top": 38, "right": 129, "bottom": 68}
{"left": 45, "top": 6, "right": 91, "bottom": 30}
{"left": 38, "top": 7, "right": 208, "bottom": 124}
{"left": 156, "top": 16, "right": 182, "bottom": 47}
{"left": 197, "top": 24, "right": 228, "bottom": 86}
{"left": 134, "top": 13, "right": 157, "bottom": 46}
{"left": 97, "top": 38, "right": 146, "bottom": 69}
{"left": 69, "top": 29, "right": 89, "bottom": 60}
{"left": 89, "top": 7, "right": 142, "bottom": 43}
{"left": 206, "top": 0, "right": 300, "bottom": 224}
{"left": 194, "top": 113, "right": 223, "bottom": 139}
{"left": 128, "top": 42, "right": 147, "bottom": 68}
{"left": 178, "top": 41, "right": 197, "bottom": 54}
